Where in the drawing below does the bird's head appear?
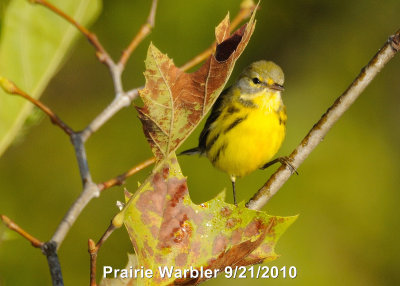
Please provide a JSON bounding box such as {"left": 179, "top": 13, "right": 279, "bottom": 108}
{"left": 236, "top": 60, "right": 285, "bottom": 95}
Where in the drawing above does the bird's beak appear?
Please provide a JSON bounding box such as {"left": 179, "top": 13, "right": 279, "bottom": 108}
{"left": 268, "top": 83, "right": 285, "bottom": 91}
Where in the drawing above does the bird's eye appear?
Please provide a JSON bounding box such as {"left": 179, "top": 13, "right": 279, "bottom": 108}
{"left": 252, "top": 78, "right": 261, "bottom": 84}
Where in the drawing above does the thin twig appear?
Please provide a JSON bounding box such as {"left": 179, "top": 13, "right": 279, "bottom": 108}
{"left": 246, "top": 29, "right": 400, "bottom": 210}
{"left": 118, "top": 0, "right": 158, "bottom": 69}
{"left": 179, "top": 0, "right": 256, "bottom": 72}
{"left": 0, "top": 215, "right": 64, "bottom": 285}
{"left": 99, "top": 156, "right": 156, "bottom": 191}
{"left": 88, "top": 239, "right": 98, "bottom": 286}
{"left": 0, "top": 215, "right": 43, "bottom": 248}
{"left": 29, "top": 0, "right": 113, "bottom": 67}
{"left": 28, "top": 0, "right": 127, "bottom": 95}
{"left": 89, "top": 223, "right": 118, "bottom": 286}
{"left": 0, "top": 77, "right": 73, "bottom": 136}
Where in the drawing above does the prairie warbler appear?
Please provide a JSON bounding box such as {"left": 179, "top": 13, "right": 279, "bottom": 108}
{"left": 181, "top": 60, "right": 292, "bottom": 205}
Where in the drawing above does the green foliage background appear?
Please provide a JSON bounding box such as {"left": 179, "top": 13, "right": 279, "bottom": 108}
{"left": 1, "top": 0, "right": 400, "bottom": 285}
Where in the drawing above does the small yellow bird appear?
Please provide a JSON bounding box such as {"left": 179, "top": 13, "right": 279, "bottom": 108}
{"left": 181, "top": 60, "right": 293, "bottom": 205}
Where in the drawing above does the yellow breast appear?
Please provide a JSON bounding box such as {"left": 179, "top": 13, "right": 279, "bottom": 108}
{"left": 206, "top": 91, "right": 286, "bottom": 178}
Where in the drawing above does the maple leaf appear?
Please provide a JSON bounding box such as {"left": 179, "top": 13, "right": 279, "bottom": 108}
{"left": 137, "top": 10, "right": 256, "bottom": 159}
{"left": 102, "top": 155, "right": 296, "bottom": 286}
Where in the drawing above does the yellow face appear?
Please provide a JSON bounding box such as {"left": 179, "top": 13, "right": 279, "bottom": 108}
{"left": 236, "top": 60, "right": 285, "bottom": 94}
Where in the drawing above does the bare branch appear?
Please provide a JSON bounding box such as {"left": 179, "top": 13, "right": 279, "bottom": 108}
{"left": 71, "top": 134, "right": 93, "bottom": 184}
{"left": 0, "top": 215, "right": 43, "bottom": 248}
{"left": 80, "top": 88, "right": 140, "bottom": 142}
{"left": 118, "top": 0, "right": 158, "bottom": 69}
{"left": 42, "top": 242, "right": 64, "bottom": 286}
{"left": 89, "top": 223, "right": 118, "bottom": 286}
{"left": 28, "top": 0, "right": 128, "bottom": 96}
{"left": 0, "top": 77, "right": 74, "bottom": 136}
{"left": 51, "top": 182, "right": 99, "bottom": 248}
{"left": 246, "top": 28, "right": 400, "bottom": 210}
{"left": 29, "top": 0, "right": 114, "bottom": 68}
{"left": 98, "top": 156, "right": 156, "bottom": 191}
{"left": 0, "top": 215, "right": 64, "bottom": 285}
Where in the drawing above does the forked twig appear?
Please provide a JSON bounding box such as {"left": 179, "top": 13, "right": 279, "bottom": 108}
{"left": 246, "top": 28, "right": 400, "bottom": 210}
{"left": 0, "top": 216, "right": 64, "bottom": 285}
{"left": 1, "top": 1, "right": 162, "bottom": 284}
{"left": 89, "top": 223, "right": 119, "bottom": 286}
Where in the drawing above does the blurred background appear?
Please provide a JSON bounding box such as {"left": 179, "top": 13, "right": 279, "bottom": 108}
{"left": 1, "top": 0, "right": 400, "bottom": 285}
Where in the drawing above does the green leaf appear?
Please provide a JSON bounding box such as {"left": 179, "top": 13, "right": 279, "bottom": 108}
{"left": 137, "top": 10, "right": 256, "bottom": 159}
{"left": 106, "top": 155, "right": 296, "bottom": 285}
{"left": 0, "top": 0, "right": 102, "bottom": 156}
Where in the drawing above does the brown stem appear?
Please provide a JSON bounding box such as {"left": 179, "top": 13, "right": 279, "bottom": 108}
{"left": 0, "top": 78, "right": 73, "bottom": 136}
{"left": 98, "top": 157, "right": 156, "bottom": 191}
{"left": 1, "top": 215, "right": 43, "bottom": 248}
{"left": 88, "top": 239, "right": 98, "bottom": 286}
{"left": 179, "top": 0, "right": 256, "bottom": 72}
{"left": 246, "top": 28, "right": 400, "bottom": 210}
{"left": 29, "top": 0, "right": 113, "bottom": 66}
{"left": 118, "top": 0, "right": 158, "bottom": 69}
{"left": 88, "top": 223, "right": 117, "bottom": 286}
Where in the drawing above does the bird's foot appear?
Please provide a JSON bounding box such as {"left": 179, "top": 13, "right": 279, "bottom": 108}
{"left": 261, "top": 156, "right": 298, "bottom": 175}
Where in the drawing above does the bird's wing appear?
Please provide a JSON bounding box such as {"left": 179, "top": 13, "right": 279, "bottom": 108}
{"left": 198, "top": 87, "right": 231, "bottom": 152}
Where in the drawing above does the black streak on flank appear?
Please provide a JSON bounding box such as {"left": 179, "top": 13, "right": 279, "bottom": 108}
{"left": 224, "top": 115, "right": 248, "bottom": 134}
{"left": 206, "top": 134, "right": 220, "bottom": 152}
{"left": 212, "top": 143, "right": 228, "bottom": 164}
{"left": 223, "top": 105, "right": 240, "bottom": 120}
{"left": 227, "top": 106, "right": 240, "bottom": 114}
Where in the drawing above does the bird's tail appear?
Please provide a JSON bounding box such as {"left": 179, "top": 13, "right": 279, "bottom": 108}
{"left": 179, "top": 147, "right": 201, "bottom": 156}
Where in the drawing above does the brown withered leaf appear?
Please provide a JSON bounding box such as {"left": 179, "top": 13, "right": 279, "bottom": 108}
{"left": 102, "top": 155, "right": 296, "bottom": 285}
{"left": 137, "top": 10, "right": 256, "bottom": 159}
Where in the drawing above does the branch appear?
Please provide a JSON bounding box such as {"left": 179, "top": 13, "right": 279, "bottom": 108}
{"left": 42, "top": 241, "right": 64, "bottom": 286}
{"left": 80, "top": 88, "right": 140, "bottom": 142}
{"left": 246, "top": 28, "right": 400, "bottom": 210}
{"left": 0, "top": 215, "right": 43, "bottom": 248}
{"left": 28, "top": 0, "right": 127, "bottom": 95}
{"left": 51, "top": 182, "right": 99, "bottom": 247}
{"left": 98, "top": 156, "right": 156, "bottom": 191}
{"left": 29, "top": 0, "right": 113, "bottom": 68}
{"left": 0, "top": 216, "right": 64, "bottom": 285}
{"left": 0, "top": 77, "right": 73, "bottom": 136}
{"left": 89, "top": 223, "right": 118, "bottom": 286}
{"left": 118, "top": 0, "right": 158, "bottom": 69}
